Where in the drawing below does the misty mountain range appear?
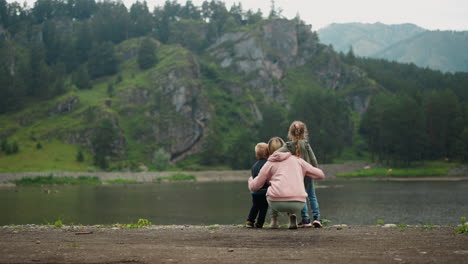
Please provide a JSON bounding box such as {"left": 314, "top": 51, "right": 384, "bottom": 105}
{"left": 318, "top": 22, "right": 468, "bottom": 73}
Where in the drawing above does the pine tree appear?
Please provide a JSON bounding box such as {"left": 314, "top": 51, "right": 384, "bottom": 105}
{"left": 107, "top": 83, "right": 114, "bottom": 97}
{"left": 76, "top": 149, "right": 84, "bottom": 162}
{"left": 11, "top": 141, "right": 18, "bottom": 154}
{"left": 0, "top": 138, "right": 7, "bottom": 152}
{"left": 92, "top": 119, "right": 119, "bottom": 169}
{"left": 137, "top": 37, "right": 157, "bottom": 70}
{"left": 73, "top": 64, "right": 91, "bottom": 89}
{"left": 88, "top": 42, "right": 118, "bottom": 78}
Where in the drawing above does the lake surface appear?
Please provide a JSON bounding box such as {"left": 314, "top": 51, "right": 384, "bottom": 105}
{"left": 1, "top": 181, "right": 467, "bottom": 226}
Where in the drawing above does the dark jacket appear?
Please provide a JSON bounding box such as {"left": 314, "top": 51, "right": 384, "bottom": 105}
{"left": 251, "top": 158, "right": 268, "bottom": 194}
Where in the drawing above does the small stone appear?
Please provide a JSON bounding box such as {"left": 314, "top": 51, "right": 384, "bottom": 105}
{"left": 35, "top": 240, "right": 41, "bottom": 244}
{"left": 394, "top": 258, "right": 403, "bottom": 261}
{"left": 228, "top": 249, "right": 234, "bottom": 252}
{"left": 383, "top": 224, "right": 397, "bottom": 228}
{"left": 420, "top": 252, "right": 427, "bottom": 254}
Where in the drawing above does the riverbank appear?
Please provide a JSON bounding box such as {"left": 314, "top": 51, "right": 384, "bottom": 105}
{"left": 0, "top": 162, "right": 366, "bottom": 184}
{"left": 1, "top": 162, "right": 467, "bottom": 185}
{"left": 1, "top": 225, "right": 467, "bottom": 263}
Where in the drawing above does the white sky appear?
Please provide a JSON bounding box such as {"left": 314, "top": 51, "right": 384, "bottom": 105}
{"left": 10, "top": 0, "right": 468, "bottom": 31}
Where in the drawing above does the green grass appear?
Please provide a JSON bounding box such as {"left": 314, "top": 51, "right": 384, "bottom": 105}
{"left": 0, "top": 140, "right": 93, "bottom": 172}
{"left": 104, "top": 178, "right": 137, "bottom": 184}
{"left": 336, "top": 167, "right": 449, "bottom": 178}
{"left": 455, "top": 217, "right": 468, "bottom": 234}
{"left": 14, "top": 175, "right": 101, "bottom": 185}
{"left": 155, "top": 173, "right": 197, "bottom": 182}
{"left": 112, "top": 218, "right": 153, "bottom": 229}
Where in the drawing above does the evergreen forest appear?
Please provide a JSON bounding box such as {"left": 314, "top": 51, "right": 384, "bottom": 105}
{"left": 0, "top": 0, "right": 467, "bottom": 172}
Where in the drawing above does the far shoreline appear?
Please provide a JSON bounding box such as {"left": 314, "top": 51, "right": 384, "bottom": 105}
{"left": 1, "top": 161, "right": 467, "bottom": 185}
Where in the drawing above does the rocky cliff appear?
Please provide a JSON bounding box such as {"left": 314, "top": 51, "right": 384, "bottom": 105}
{"left": 208, "top": 19, "right": 379, "bottom": 115}
{"left": 0, "top": 19, "right": 382, "bottom": 170}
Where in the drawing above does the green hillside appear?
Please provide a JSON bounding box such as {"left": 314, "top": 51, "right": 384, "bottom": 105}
{"left": 318, "top": 22, "right": 425, "bottom": 56}
{"left": 373, "top": 31, "right": 468, "bottom": 73}
{"left": 1, "top": 0, "right": 467, "bottom": 172}
{"left": 318, "top": 22, "right": 468, "bottom": 73}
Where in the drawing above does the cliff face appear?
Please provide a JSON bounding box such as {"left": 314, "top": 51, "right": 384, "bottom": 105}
{"left": 208, "top": 19, "right": 314, "bottom": 103}
{"left": 0, "top": 19, "right": 381, "bottom": 169}
{"left": 112, "top": 44, "right": 211, "bottom": 163}
{"left": 208, "top": 19, "right": 378, "bottom": 114}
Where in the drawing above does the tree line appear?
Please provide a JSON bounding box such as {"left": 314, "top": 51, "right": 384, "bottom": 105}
{"left": 0, "top": 0, "right": 267, "bottom": 113}
{"left": 352, "top": 55, "right": 468, "bottom": 165}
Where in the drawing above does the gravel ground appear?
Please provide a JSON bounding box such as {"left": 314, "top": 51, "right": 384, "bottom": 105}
{"left": 1, "top": 224, "right": 467, "bottom": 264}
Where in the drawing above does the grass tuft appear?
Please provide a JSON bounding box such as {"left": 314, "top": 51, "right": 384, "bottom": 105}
{"left": 155, "top": 173, "right": 197, "bottom": 182}
{"left": 14, "top": 175, "right": 101, "bottom": 185}
{"left": 104, "top": 178, "right": 137, "bottom": 184}
{"left": 455, "top": 217, "right": 468, "bottom": 234}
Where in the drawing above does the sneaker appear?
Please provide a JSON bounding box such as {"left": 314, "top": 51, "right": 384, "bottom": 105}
{"left": 312, "top": 219, "right": 323, "bottom": 228}
{"left": 288, "top": 214, "right": 298, "bottom": 229}
{"left": 255, "top": 223, "right": 263, "bottom": 228}
{"left": 298, "top": 219, "right": 312, "bottom": 228}
{"left": 246, "top": 221, "right": 254, "bottom": 228}
{"left": 270, "top": 216, "right": 279, "bottom": 229}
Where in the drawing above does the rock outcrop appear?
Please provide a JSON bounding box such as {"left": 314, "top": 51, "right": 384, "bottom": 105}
{"left": 208, "top": 19, "right": 379, "bottom": 114}
{"left": 116, "top": 46, "right": 210, "bottom": 162}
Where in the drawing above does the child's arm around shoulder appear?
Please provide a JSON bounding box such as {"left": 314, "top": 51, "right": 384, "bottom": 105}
{"left": 299, "top": 158, "right": 324, "bottom": 180}
{"left": 248, "top": 162, "right": 272, "bottom": 192}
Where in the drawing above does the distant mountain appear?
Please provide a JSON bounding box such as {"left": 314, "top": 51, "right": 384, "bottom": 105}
{"left": 373, "top": 31, "right": 468, "bottom": 73}
{"left": 318, "top": 23, "right": 468, "bottom": 73}
{"left": 318, "top": 22, "right": 426, "bottom": 56}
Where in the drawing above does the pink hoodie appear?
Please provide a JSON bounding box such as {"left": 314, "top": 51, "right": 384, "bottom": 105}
{"left": 248, "top": 152, "right": 325, "bottom": 202}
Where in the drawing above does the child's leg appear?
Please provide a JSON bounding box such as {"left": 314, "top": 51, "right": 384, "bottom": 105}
{"left": 300, "top": 178, "right": 312, "bottom": 221}
{"left": 256, "top": 194, "right": 269, "bottom": 227}
{"left": 300, "top": 203, "right": 310, "bottom": 220}
{"left": 247, "top": 194, "right": 260, "bottom": 223}
{"left": 307, "top": 179, "right": 321, "bottom": 220}
{"left": 267, "top": 199, "right": 279, "bottom": 228}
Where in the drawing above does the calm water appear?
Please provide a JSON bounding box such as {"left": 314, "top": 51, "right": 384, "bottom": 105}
{"left": 1, "top": 181, "right": 467, "bottom": 225}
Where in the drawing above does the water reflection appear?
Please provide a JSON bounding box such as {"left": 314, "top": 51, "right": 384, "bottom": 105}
{"left": 1, "top": 181, "right": 467, "bottom": 225}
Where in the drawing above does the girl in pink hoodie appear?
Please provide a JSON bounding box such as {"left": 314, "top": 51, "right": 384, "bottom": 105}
{"left": 248, "top": 137, "right": 325, "bottom": 229}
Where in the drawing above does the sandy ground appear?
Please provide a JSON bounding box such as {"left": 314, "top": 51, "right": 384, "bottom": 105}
{"left": 1, "top": 225, "right": 467, "bottom": 264}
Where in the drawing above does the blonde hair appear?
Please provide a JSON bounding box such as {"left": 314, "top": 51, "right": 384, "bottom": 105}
{"left": 268, "top": 137, "right": 285, "bottom": 154}
{"left": 255, "top": 142, "right": 269, "bottom": 159}
{"left": 287, "top": 121, "right": 308, "bottom": 157}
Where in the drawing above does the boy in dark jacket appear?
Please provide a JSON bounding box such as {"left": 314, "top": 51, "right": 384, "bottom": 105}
{"left": 246, "top": 142, "right": 270, "bottom": 228}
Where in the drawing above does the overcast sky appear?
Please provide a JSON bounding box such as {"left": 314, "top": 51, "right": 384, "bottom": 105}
{"left": 11, "top": 0, "right": 468, "bottom": 31}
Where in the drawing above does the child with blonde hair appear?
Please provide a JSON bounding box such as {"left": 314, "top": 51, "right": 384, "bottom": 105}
{"left": 277, "top": 121, "right": 323, "bottom": 228}
{"left": 246, "top": 142, "right": 270, "bottom": 228}
{"left": 249, "top": 136, "right": 325, "bottom": 229}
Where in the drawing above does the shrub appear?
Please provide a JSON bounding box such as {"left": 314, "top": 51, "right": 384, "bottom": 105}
{"left": 76, "top": 150, "right": 85, "bottom": 162}
{"left": 153, "top": 148, "right": 170, "bottom": 171}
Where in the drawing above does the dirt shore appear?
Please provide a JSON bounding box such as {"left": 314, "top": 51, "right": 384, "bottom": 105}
{"left": 1, "top": 225, "right": 467, "bottom": 264}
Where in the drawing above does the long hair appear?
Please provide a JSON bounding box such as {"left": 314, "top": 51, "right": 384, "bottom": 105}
{"left": 287, "top": 121, "right": 308, "bottom": 157}
{"left": 267, "top": 137, "right": 285, "bottom": 155}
